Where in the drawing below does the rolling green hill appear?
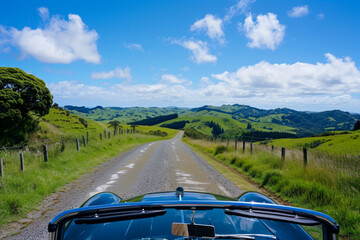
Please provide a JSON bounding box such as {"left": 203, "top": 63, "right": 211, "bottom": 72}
{"left": 64, "top": 104, "right": 360, "bottom": 138}
{"left": 30, "top": 107, "right": 177, "bottom": 144}
{"left": 266, "top": 130, "right": 360, "bottom": 155}
{"left": 191, "top": 105, "right": 359, "bottom": 136}
{"left": 64, "top": 105, "right": 187, "bottom": 123}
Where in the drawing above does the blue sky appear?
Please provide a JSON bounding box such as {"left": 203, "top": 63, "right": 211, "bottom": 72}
{"left": 1, "top": 0, "right": 360, "bottom": 112}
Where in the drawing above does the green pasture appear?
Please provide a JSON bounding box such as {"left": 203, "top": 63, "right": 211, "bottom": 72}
{"left": 267, "top": 130, "right": 360, "bottom": 155}
{"left": 184, "top": 137, "right": 360, "bottom": 239}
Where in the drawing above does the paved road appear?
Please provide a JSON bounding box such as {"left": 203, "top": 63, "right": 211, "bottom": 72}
{"left": 1, "top": 131, "right": 242, "bottom": 240}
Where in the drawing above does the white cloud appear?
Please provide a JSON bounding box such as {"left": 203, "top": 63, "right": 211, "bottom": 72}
{"left": 191, "top": 14, "right": 224, "bottom": 43}
{"left": 37, "top": 7, "right": 49, "bottom": 21}
{"left": 209, "top": 54, "right": 360, "bottom": 97}
{"left": 0, "top": 8, "right": 100, "bottom": 64}
{"left": 241, "top": 13, "right": 285, "bottom": 50}
{"left": 91, "top": 66, "right": 131, "bottom": 80}
{"left": 49, "top": 54, "right": 360, "bottom": 111}
{"left": 288, "top": 5, "right": 310, "bottom": 18}
{"left": 161, "top": 74, "right": 185, "bottom": 84}
{"left": 124, "top": 43, "right": 144, "bottom": 52}
{"left": 173, "top": 39, "right": 217, "bottom": 64}
{"left": 49, "top": 81, "right": 196, "bottom": 105}
{"left": 201, "top": 76, "right": 210, "bottom": 83}
{"left": 199, "top": 76, "right": 214, "bottom": 88}
{"left": 224, "top": 0, "right": 255, "bottom": 22}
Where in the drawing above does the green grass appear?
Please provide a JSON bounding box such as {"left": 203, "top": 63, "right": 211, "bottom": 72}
{"left": 33, "top": 108, "right": 108, "bottom": 143}
{"left": 42, "top": 108, "right": 105, "bottom": 133}
{"left": 184, "top": 137, "right": 360, "bottom": 240}
{"left": 267, "top": 130, "right": 360, "bottom": 155}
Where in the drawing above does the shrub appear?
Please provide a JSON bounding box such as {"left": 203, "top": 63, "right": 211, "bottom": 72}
{"left": 242, "top": 164, "right": 252, "bottom": 172}
{"left": 78, "top": 118, "right": 88, "bottom": 128}
{"left": 261, "top": 170, "right": 282, "bottom": 187}
{"left": 214, "top": 145, "right": 227, "bottom": 155}
{"left": 230, "top": 156, "right": 237, "bottom": 165}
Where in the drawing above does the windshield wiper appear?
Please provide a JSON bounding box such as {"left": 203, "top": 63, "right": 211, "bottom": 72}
{"left": 74, "top": 209, "right": 166, "bottom": 224}
{"left": 214, "top": 234, "right": 277, "bottom": 239}
{"left": 225, "top": 209, "right": 319, "bottom": 225}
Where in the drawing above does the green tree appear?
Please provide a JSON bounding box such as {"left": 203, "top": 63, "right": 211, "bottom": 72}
{"left": 109, "top": 120, "right": 121, "bottom": 131}
{"left": 79, "top": 117, "right": 88, "bottom": 128}
{"left": 353, "top": 120, "right": 360, "bottom": 131}
{"left": 0, "top": 67, "right": 53, "bottom": 145}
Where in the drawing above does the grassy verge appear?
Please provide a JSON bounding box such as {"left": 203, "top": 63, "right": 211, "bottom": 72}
{"left": 0, "top": 130, "right": 177, "bottom": 227}
{"left": 183, "top": 137, "right": 360, "bottom": 240}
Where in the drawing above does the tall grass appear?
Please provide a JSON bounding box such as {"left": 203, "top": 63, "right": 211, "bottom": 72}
{"left": 0, "top": 130, "right": 177, "bottom": 227}
{"left": 184, "top": 138, "right": 360, "bottom": 240}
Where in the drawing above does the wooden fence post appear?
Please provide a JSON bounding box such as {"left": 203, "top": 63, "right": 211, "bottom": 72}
{"left": 235, "top": 139, "right": 237, "bottom": 151}
{"left": 0, "top": 158, "right": 3, "bottom": 177}
{"left": 76, "top": 138, "right": 80, "bottom": 151}
{"left": 43, "top": 145, "right": 48, "bottom": 162}
{"left": 100, "top": 133, "right": 102, "bottom": 140}
{"left": 82, "top": 135, "right": 86, "bottom": 147}
{"left": 114, "top": 129, "right": 116, "bottom": 136}
{"left": 104, "top": 130, "right": 107, "bottom": 138}
{"left": 303, "top": 147, "right": 308, "bottom": 167}
{"left": 86, "top": 132, "right": 89, "bottom": 144}
{"left": 281, "top": 147, "right": 286, "bottom": 166}
{"left": 250, "top": 141, "right": 253, "bottom": 154}
{"left": 243, "top": 141, "right": 245, "bottom": 153}
{"left": 271, "top": 145, "right": 274, "bottom": 152}
{"left": 108, "top": 131, "right": 110, "bottom": 138}
{"left": 20, "top": 153, "right": 24, "bottom": 172}
{"left": 61, "top": 141, "right": 65, "bottom": 152}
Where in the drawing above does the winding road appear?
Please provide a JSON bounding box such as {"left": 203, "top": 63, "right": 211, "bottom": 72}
{"left": 1, "top": 131, "right": 242, "bottom": 240}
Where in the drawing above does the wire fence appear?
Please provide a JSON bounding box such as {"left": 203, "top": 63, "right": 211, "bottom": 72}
{"left": 191, "top": 135, "right": 360, "bottom": 174}
{"left": 0, "top": 126, "right": 163, "bottom": 177}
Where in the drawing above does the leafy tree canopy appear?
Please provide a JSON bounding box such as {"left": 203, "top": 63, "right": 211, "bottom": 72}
{"left": 0, "top": 67, "right": 53, "bottom": 145}
{"left": 353, "top": 120, "right": 360, "bottom": 131}
{"left": 109, "top": 120, "right": 121, "bottom": 130}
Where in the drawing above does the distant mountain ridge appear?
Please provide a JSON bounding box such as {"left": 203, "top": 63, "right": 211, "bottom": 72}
{"left": 64, "top": 104, "right": 360, "bottom": 137}
{"left": 191, "top": 104, "right": 359, "bottom": 136}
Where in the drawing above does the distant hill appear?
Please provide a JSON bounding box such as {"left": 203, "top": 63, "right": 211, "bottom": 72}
{"left": 64, "top": 105, "right": 104, "bottom": 114}
{"left": 64, "top": 104, "right": 360, "bottom": 138}
{"left": 64, "top": 105, "right": 187, "bottom": 123}
{"left": 190, "top": 105, "right": 359, "bottom": 137}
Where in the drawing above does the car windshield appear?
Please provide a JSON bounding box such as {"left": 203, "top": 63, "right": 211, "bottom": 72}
{"left": 58, "top": 208, "right": 323, "bottom": 240}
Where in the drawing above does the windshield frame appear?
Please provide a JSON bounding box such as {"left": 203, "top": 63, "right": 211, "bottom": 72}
{"left": 49, "top": 200, "right": 339, "bottom": 240}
